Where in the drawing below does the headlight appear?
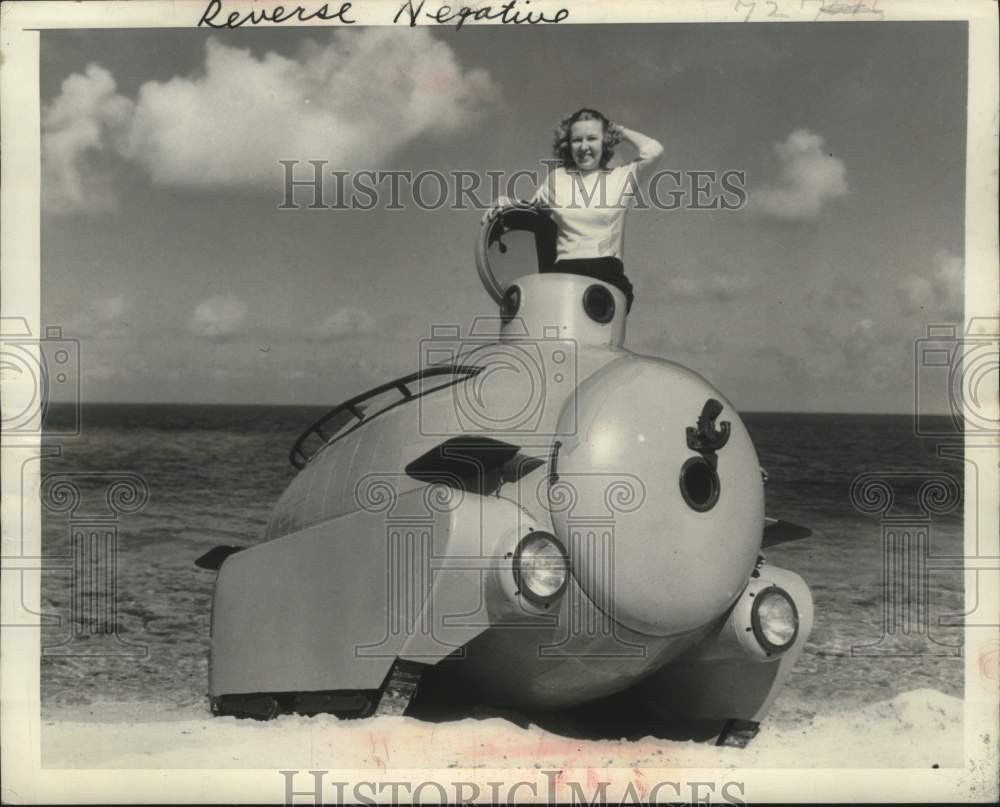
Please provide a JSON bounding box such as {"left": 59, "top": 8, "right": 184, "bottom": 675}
{"left": 751, "top": 587, "right": 799, "bottom": 652}
{"left": 513, "top": 531, "right": 568, "bottom": 606}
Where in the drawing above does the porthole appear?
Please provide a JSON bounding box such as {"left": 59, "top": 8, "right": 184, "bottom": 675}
{"left": 679, "top": 456, "right": 720, "bottom": 512}
{"left": 583, "top": 285, "right": 615, "bottom": 324}
{"left": 500, "top": 284, "right": 521, "bottom": 323}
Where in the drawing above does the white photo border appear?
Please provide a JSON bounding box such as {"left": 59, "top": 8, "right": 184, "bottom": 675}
{"left": 1, "top": 0, "right": 997, "bottom": 802}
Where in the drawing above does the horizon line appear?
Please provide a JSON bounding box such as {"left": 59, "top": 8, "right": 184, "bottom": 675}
{"left": 45, "top": 401, "right": 958, "bottom": 418}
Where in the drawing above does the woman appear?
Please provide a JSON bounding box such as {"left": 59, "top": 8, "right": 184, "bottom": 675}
{"left": 531, "top": 108, "right": 663, "bottom": 312}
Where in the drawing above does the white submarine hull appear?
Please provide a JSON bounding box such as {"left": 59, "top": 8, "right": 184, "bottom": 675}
{"left": 204, "top": 272, "right": 814, "bottom": 741}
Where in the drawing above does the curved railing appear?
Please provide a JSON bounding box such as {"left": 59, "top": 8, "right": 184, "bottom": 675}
{"left": 476, "top": 200, "right": 557, "bottom": 304}
{"left": 289, "top": 365, "right": 483, "bottom": 469}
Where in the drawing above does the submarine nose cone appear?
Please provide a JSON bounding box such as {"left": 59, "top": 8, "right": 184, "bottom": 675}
{"left": 548, "top": 356, "right": 764, "bottom": 637}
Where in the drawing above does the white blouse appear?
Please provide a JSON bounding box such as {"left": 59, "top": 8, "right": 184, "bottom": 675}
{"left": 531, "top": 163, "right": 641, "bottom": 262}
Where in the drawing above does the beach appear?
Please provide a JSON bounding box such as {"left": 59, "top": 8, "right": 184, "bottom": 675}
{"left": 42, "top": 688, "right": 962, "bottom": 769}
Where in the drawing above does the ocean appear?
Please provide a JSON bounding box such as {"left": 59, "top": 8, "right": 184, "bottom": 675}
{"left": 38, "top": 405, "right": 965, "bottom": 723}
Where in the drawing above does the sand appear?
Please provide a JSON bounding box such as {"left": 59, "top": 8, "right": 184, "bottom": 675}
{"left": 42, "top": 688, "right": 961, "bottom": 769}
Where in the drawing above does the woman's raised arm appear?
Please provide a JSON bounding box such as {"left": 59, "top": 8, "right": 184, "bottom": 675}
{"left": 612, "top": 124, "right": 664, "bottom": 174}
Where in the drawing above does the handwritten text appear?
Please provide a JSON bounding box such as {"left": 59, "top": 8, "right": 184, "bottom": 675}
{"left": 198, "top": 0, "right": 355, "bottom": 28}
{"left": 394, "top": 0, "right": 569, "bottom": 31}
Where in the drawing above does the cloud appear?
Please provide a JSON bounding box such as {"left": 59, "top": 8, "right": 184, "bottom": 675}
{"left": 41, "top": 65, "right": 135, "bottom": 214}
{"left": 636, "top": 327, "right": 724, "bottom": 358}
{"left": 42, "top": 30, "right": 501, "bottom": 211}
{"left": 750, "top": 129, "right": 848, "bottom": 220}
{"left": 899, "top": 249, "right": 963, "bottom": 319}
{"left": 794, "top": 317, "right": 907, "bottom": 392}
{"left": 96, "top": 294, "right": 126, "bottom": 322}
{"left": 842, "top": 318, "right": 877, "bottom": 362}
{"left": 841, "top": 319, "right": 900, "bottom": 391}
{"left": 663, "top": 272, "right": 759, "bottom": 301}
{"left": 316, "top": 306, "right": 377, "bottom": 339}
{"left": 803, "top": 283, "right": 866, "bottom": 309}
{"left": 189, "top": 295, "right": 248, "bottom": 340}
{"left": 47, "top": 293, "right": 128, "bottom": 338}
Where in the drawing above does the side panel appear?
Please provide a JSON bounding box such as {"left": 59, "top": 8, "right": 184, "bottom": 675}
{"left": 210, "top": 490, "right": 536, "bottom": 696}
{"left": 211, "top": 507, "right": 404, "bottom": 695}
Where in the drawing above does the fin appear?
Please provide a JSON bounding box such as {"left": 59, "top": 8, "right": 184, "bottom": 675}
{"left": 762, "top": 518, "right": 812, "bottom": 548}
{"left": 405, "top": 435, "right": 521, "bottom": 490}
{"left": 195, "top": 545, "right": 245, "bottom": 571}
{"left": 500, "top": 453, "right": 546, "bottom": 483}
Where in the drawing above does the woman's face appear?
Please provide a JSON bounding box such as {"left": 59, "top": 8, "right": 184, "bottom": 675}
{"left": 569, "top": 118, "right": 604, "bottom": 171}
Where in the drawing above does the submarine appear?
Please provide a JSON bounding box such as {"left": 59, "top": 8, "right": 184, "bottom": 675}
{"left": 197, "top": 200, "right": 814, "bottom": 747}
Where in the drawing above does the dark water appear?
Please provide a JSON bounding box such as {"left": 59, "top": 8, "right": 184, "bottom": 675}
{"left": 39, "top": 405, "right": 965, "bottom": 721}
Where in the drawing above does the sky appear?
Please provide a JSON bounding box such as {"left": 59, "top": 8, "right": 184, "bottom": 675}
{"left": 40, "top": 21, "right": 968, "bottom": 411}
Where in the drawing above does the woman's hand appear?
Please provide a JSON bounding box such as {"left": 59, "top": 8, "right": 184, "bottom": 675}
{"left": 480, "top": 194, "right": 512, "bottom": 224}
